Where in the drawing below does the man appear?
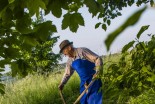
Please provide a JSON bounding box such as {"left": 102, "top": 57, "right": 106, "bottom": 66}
{"left": 58, "top": 40, "right": 103, "bottom": 104}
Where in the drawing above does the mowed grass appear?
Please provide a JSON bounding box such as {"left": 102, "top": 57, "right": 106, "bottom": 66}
{"left": 0, "top": 72, "right": 80, "bottom": 104}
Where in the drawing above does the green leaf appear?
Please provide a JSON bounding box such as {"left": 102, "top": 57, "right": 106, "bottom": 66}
{"left": 107, "top": 20, "right": 111, "bottom": 26}
{"left": 35, "top": 21, "right": 57, "bottom": 41}
{"left": 69, "top": 15, "right": 79, "bottom": 32}
{"left": 5, "top": 47, "right": 19, "bottom": 59}
{"left": 146, "top": 74, "right": 155, "bottom": 82}
{"left": 11, "top": 62, "right": 19, "bottom": 77}
{"left": 22, "top": 35, "right": 39, "bottom": 47}
{"left": 95, "top": 22, "right": 101, "bottom": 29}
{"left": 103, "top": 17, "right": 107, "bottom": 22}
{"left": 141, "top": 66, "right": 149, "bottom": 73}
{"left": 70, "top": 13, "right": 84, "bottom": 26}
{"left": 137, "top": 25, "right": 150, "bottom": 39}
{"left": 84, "top": 0, "right": 100, "bottom": 17}
{"left": 8, "top": 0, "right": 14, "bottom": 4}
{"left": 46, "top": 0, "right": 62, "bottom": 18}
{"left": 150, "top": 0, "right": 154, "bottom": 6}
{"left": 16, "top": 14, "right": 33, "bottom": 34}
{"left": 98, "top": 13, "right": 103, "bottom": 19}
{"left": 0, "top": 0, "right": 8, "bottom": 12}
{"left": 62, "top": 13, "right": 71, "bottom": 30}
{"left": 61, "top": 0, "right": 69, "bottom": 10}
{"left": 122, "top": 41, "right": 135, "bottom": 53}
{"left": 17, "top": 59, "right": 29, "bottom": 77}
{"left": 62, "top": 13, "right": 84, "bottom": 32}
{"left": 117, "top": 75, "right": 123, "bottom": 80}
{"left": 26, "top": 0, "right": 46, "bottom": 16}
{"left": 0, "top": 59, "right": 11, "bottom": 68}
{"left": 13, "top": 6, "right": 24, "bottom": 19}
{"left": 125, "top": 7, "right": 147, "bottom": 26}
{"left": 105, "top": 6, "right": 147, "bottom": 51}
{"left": 2, "top": 21, "right": 14, "bottom": 29}
{"left": 73, "top": 13, "right": 84, "bottom": 26}
{"left": 69, "top": 3, "right": 80, "bottom": 12}
{"left": 117, "top": 12, "right": 122, "bottom": 16}
{"left": 102, "top": 24, "right": 107, "bottom": 31}
{"left": 97, "top": 0, "right": 103, "bottom": 4}
{"left": 1, "top": 8, "right": 13, "bottom": 21}
{"left": 138, "top": 82, "right": 142, "bottom": 86}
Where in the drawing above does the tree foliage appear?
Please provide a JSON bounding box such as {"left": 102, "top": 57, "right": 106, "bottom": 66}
{"left": 105, "top": 6, "right": 147, "bottom": 51}
{"left": 27, "top": 36, "right": 60, "bottom": 76}
{"left": 103, "top": 27, "right": 155, "bottom": 103}
{"left": 0, "top": 9, "right": 60, "bottom": 94}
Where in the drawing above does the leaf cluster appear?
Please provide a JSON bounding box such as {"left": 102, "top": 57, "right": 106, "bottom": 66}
{"left": 103, "top": 26, "right": 155, "bottom": 103}
{"left": 27, "top": 36, "right": 61, "bottom": 76}
{"left": 105, "top": 6, "right": 147, "bottom": 51}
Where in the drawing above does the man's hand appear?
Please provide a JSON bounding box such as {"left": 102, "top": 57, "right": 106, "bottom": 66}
{"left": 93, "top": 66, "right": 103, "bottom": 79}
{"left": 58, "top": 84, "right": 64, "bottom": 90}
{"left": 93, "top": 71, "right": 100, "bottom": 80}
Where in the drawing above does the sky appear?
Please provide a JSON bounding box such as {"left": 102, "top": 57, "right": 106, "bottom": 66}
{"left": 45, "top": 4, "right": 155, "bottom": 63}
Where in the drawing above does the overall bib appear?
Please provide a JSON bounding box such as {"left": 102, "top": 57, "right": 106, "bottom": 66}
{"left": 72, "top": 59, "right": 102, "bottom": 104}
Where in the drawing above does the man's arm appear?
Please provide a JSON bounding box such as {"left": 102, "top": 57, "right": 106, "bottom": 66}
{"left": 58, "top": 59, "right": 75, "bottom": 90}
{"left": 82, "top": 48, "right": 103, "bottom": 77}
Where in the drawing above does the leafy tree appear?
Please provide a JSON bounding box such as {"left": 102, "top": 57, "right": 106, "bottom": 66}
{"left": 28, "top": 36, "right": 60, "bottom": 76}
{"left": 0, "top": 0, "right": 154, "bottom": 94}
{"left": 103, "top": 25, "right": 155, "bottom": 103}
{"left": 0, "top": 10, "right": 59, "bottom": 94}
{"left": 18, "top": 12, "right": 61, "bottom": 76}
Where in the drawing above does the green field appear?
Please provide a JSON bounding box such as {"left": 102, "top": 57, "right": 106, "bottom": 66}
{"left": 0, "top": 53, "right": 155, "bottom": 104}
{"left": 0, "top": 72, "right": 80, "bottom": 104}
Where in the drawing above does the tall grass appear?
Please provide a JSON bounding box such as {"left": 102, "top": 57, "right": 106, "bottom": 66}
{"left": 1, "top": 53, "right": 154, "bottom": 104}
{"left": 0, "top": 72, "right": 80, "bottom": 104}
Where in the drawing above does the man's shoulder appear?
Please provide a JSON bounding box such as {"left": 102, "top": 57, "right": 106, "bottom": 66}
{"left": 66, "top": 57, "right": 73, "bottom": 65}
{"left": 76, "top": 47, "right": 88, "bottom": 51}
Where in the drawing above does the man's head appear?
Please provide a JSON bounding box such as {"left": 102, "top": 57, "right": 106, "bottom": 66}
{"left": 59, "top": 40, "right": 74, "bottom": 57}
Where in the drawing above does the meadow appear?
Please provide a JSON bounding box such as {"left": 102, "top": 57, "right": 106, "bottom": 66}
{"left": 0, "top": 53, "right": 155, "bottom": 104}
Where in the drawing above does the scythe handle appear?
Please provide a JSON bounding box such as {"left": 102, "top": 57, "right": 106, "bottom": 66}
{"left": 73, "top": 79, "right": 95, "bottom": 104}
{"left": 59, "top": 90, "right": 66, "bottom": 104}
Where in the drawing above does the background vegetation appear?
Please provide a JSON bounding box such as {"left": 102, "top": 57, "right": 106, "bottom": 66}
{"left": 0, "top": 0, "right": 154, "bottom": 94}
{"left": 1, "top": 31, "right": 155, "bottom": 103}
{"left": 0, "top": 0, "right": 155, "bottom": 104}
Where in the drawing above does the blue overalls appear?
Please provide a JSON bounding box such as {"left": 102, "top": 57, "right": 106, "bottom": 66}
{"left": 72, "top": 59, "right": 102, "bottom": 104}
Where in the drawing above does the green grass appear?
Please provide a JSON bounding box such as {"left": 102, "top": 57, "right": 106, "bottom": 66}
{"left": 0, "top": 72, "right": 80, "bottom": 104}
{"left": 0, "top": 53, "right": 127, "bottom": 104}
{"left": 1, "top": 53, "right": 155, "bottom": 104}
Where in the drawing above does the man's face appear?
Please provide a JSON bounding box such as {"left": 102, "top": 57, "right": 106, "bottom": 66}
{"left": 62, "top": 45, "right": 73, "bottom": 58}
